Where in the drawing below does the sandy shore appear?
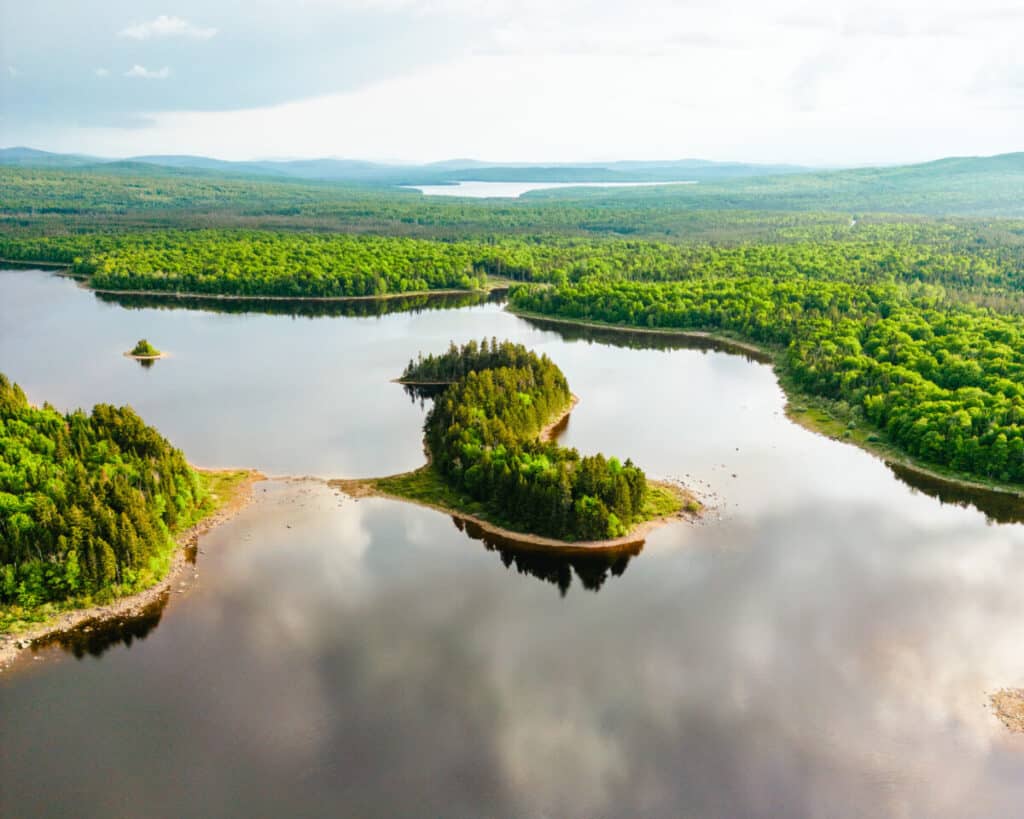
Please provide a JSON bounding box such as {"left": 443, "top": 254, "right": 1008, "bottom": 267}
{"left": 123, "top": 352, "right": 169, "bottom": 361}
{"left": 991, "top": 689, "right": 1024, "bottom": 733}
{"left": 0, "top": 469, "right": 264, "bottom": 672}
{"left": 540, "top": 394, "right": 579, "bottom": 442}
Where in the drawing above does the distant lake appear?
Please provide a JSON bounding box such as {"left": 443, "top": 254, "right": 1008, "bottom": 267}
{"left": 403, "top": 180, "right": 698, "bottom": 198}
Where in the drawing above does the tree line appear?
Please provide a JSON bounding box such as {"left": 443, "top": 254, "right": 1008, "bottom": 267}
{"left": 5, "top": 228, "right": 1024, "bottom": 299}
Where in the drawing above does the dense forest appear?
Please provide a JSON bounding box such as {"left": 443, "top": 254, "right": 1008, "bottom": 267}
{"left": 405, "top": 340, "right": 651, "bottom": 540}
{"left": 511, "top": 277, "right": 1024, "bottom": 485}
{"left": 4, "top": 225, "right": 1024, "bottom": 299}
{"left": 0, "top": 374, "right": 206, "bottom": 609}
{"left": 1, "top": 231, "right": 487, "bottom": 297}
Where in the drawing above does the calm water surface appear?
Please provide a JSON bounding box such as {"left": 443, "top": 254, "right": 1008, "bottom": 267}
{"left": 2, "top": 269, "right": 1024, "bottom": 817}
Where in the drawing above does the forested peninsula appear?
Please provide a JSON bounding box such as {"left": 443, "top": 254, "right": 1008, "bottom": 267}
{"left": 336, "top": 340, "right": 697, "bottom": 543}
{"left": 0, "top": 374, "right": 257, "bottom": 640}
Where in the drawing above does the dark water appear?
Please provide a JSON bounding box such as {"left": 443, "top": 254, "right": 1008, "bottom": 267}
{"left": 3, "top": 269, "right": 1024, "bottom": 818}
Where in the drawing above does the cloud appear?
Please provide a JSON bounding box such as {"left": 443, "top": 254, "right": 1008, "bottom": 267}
{"left": 7, "top": 66, "right": 20, "bottom": 77}
{"left": 124, "top": 65, "right": 171, "bottom": 80}
{"left": 95, "top": 68, "right": 110, "bottom": 78}
{"left": 118, "top": 15, "right": 217, "bottom": 40}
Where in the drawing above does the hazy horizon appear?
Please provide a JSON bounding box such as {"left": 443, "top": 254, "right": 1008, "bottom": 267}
{"left": 3, "top": 144, "right": 1017, "bottom": 171}
{"left": 3, "top": 1, "right": 1023, "bottom": 165}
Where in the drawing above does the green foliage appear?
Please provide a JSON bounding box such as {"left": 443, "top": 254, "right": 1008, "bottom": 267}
{"left": 408, "top": 340, "right": 649, "bottom": 540}
{"left": 130, "top": 339, "right": 160, "bottom": 357}
{"left": 0, "top": 373, "right": 205, "bottom": 608}
{"left": 402, "top": 337, "right": 548, "bottom": 382}
{"left": 6, "top": 220, "right": 1024, "bottom": 300}
{"left": 512, "top": 275, "right": 1024, "bottom": 486}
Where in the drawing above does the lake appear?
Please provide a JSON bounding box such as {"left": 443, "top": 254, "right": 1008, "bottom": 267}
{"left": 402, "top": 180, "right": 697, "bottom": 198}
{"left": 2, "top": 269, "right": 1024, "bottom": 818}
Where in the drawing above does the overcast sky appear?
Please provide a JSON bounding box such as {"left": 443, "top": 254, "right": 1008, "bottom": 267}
{"left": 1, "top": 0, "right": 1022, "bottom": 164}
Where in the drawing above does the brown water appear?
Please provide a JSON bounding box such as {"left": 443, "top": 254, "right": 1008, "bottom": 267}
{"left": 2, "top": 269, "right": 1024, "bottom": 818}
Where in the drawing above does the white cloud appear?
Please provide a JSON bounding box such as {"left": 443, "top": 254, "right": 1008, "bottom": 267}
{"left": 7, "top": 66, "right": 20, "bottom": 77}
{"left": 95, "top": 67, "right": 110, "bottom": 78}
{"left": 124, "top": 65, "right": 171, "bottom": 80}
{"left": 118, "top": 15, "right": 217, "bottom": 40}
{"left": 58, "top": 49, "right": 1021, "bottom": 165}
{"left": 19, "top": 0, "right": 1024, "bottom": 164}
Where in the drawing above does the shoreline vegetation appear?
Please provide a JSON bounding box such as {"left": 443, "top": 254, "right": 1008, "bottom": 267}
{"left": 335, "top": 342, "right": 702, "bottom": 545}
{"left": 506, "top": 307, "right": 1024, "bottom": 511}
{"left": 0, "top": 468, "right": 263, "bottom": 671}
{"left": 330, "top": 470, "right": 695, "bottom": 550}
{"left": 83, "top": 280, "right": 510, "bottom": 303}
{"left": 0, "top": 259, "right": 509, "bottom": 309}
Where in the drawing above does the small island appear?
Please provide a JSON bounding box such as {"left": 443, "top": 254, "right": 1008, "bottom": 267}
{"left": 125, "top": 339, "right": 165, "bottom": 361}
{"left": 333, "top": 339, "right": 701, "bottom": 546}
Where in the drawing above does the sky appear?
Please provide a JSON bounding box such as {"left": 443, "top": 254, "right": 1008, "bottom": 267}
{"left": 1, "top": 0, "right": 1022, "bottom": 165}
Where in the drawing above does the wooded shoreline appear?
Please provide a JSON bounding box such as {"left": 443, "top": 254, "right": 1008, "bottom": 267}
{"left": 508, "top": 307, "right": 1024, "bottom": 512}
{"left": 0, "top": 469, "right": 264, "bottom": 671}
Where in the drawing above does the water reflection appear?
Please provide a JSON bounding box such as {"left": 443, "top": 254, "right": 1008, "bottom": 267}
{"left": 518, "top": 314, "right": 773, "bottom": 363}
{"left": 95, "top": 288, "right": 502, "bottom": 318}
{"left": 889, "top": 462, "right": 1024, "bottom": 525}
{"left": 9, "top": 270, "right": 1024, "bottom": 816}
{"left": 402, "top": 382, "right": 448, "bottom": 406}
{"left": 31, "top": 596, "right": 167, "bottom": 660}
{"left": 454, "top": 516, "right": 642, "bottom": 595}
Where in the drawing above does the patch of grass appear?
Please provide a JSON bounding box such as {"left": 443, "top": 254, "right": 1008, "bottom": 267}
{"left": 641, "top": 483, "right": 690, "bottom": 519}
{"left": 375, "top": 467, "right": 492, "bottom": 519}
{"left": 374, "top": 466, "right": 689, "bottom": 541}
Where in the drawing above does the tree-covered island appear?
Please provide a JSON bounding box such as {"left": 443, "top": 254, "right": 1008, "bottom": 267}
{"left": 128, "top": 339, "right": 162, "bottom": 358}
{"left": 337, "top": 340, "right": 699, "bottom": 543}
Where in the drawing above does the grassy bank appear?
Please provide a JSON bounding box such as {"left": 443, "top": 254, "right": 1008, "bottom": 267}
{"left": 337, "top": 465, "right": 698, "bottom": 547}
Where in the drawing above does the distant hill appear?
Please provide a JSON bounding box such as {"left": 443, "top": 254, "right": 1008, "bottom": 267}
{"left": 0, "top": 147, "right": 101, "bottom": 168}
{"left": 2, "top": 146, "right": 1023, "bottom": 216}
{"left": 521, "top": 151, "right": 1024, "bottom": 216}
{"left": 0, "top": 146, "right": 810, "bottom": 184}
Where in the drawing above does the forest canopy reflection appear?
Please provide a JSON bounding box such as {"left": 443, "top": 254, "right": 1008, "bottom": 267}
{"left": 95, "top": 289, "right": 499, "bottom": 319}
{"left": 454, "top": 517, "right": 642, "bottom": 595}
{"left": 31, "top": 595, "right": 167, "bottom": 660}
